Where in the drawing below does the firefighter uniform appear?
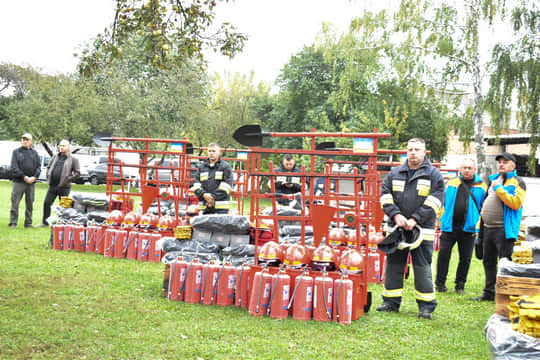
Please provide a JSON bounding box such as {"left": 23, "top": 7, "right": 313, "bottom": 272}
{"left": 379, "top": 157, "right": 444, "bottom": 313}
{"left": 191, "top": 158, "right": 233, "bottom": 214}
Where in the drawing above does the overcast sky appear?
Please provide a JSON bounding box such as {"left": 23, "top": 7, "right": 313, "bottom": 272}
{"left": 0, "top": 0, "right": 389, "bottom": 84}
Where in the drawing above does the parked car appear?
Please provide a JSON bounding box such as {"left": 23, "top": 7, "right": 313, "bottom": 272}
{"left": 87, "top": 163, "right": 138, "bottom": 186}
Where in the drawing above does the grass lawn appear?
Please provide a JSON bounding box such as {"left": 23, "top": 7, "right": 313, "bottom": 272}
{"left": 0, "top": 180, "right": 495, "bottom": 359}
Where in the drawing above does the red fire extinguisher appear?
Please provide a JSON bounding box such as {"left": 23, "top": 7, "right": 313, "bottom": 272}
{"left": 85, "top": 224, "right": 99, "bottom": 253}
{"left": 290, "top": 266, "right": 313, "bottom": 321}
{"left": 63, "top": 223, "right": 74, "bottom": 251}
{"left": 366, "top": 246, "right": 381, "bottom": 283}
{"left": 114, "top": 229, "right": 128, "bottom": 259}
{"left": 267, "top": 266, "right": 290, "bottom": 319}
{"left": 72, "top": 224, "right": 86, "bottom": 252}
{"left": 53, "top": 222, "right": 65, "bottom": 250}
{"left": 184, "top": 259, "right": 203, "bottom": 304}
{"left": 95, "top": 224, "right": 108, "bottom": 255}
{"left": 333, "top": 272, "right": 353, "bottom": 325}
{"left": 217, "top": 262, "right": 236, "bottom": 306}
{"left": 248, "top": 265, "right": 273, "bottom": 316}
{"left": 235, "top": 263, "right": 251, "bottom": 308}
{"left": 201, "top": 261, "right": 220, "bottom": 305}
{"left": 168, "top": 257, "right": 188, "bottom": 301}
{"left": 313, "top": 270, "right": 334, "bottom": 322}
{"left": 137, "top": 232, "right": 151, "bottom": 262}
{"left": 149, "top": 233, "right": 163, "bottom": 263}
{"left": 104, "top": 228, "right": 117, "bottom": 258}
{"left": 123, "top": 228, "right": 140, "bottom": 260}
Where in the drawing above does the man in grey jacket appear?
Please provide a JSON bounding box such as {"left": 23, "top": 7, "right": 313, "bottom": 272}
{"left": 38, "top": 140, "right": 80, "bottom": 227}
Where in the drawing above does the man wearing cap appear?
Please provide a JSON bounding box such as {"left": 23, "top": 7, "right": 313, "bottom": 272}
{"left": 377, "top": 138, "right": 444, "bottom": 319}
{"left": 9, "top": 133, "right": 41, "bottom": 228}
{"left": 470, "top": 152, "right": 526, "bottom": 301}
{"left": 37, "top": 139, "right": 80, "bottom": 227}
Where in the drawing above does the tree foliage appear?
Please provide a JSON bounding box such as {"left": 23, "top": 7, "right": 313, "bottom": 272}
{"left": 78, "top": 0, "right": 247, "bottom": 75}
{"left": 486, "top": 1, "right": 540, "bottom": 171}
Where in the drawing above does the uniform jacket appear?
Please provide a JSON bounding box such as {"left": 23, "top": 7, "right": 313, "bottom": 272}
{"left": 380, "top": 157, "right": 444, "bottom": 233}
{"left": 10, "top": 146, "right": 41, "bottom": 182}
{"left": 46, "top": 153, "right": 81, "bottom": 188}
{"left": 480, "top": 170, "right": 526, "bottom": 240}
{"left": 191, "top": 158, "right": 233, "bottom": 211}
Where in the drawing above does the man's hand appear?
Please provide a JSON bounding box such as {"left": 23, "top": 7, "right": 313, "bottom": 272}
{"left": 23, "top": 176, "right": 35, "bottom": 184}
{"left": 394, "top": 214, "right": 417, "bottom": 231}
{"left": 203, "top": 193, "right": 215, "bottom": 208}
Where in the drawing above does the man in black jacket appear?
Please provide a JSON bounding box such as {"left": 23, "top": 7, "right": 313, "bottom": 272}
{"left": 273, "top": 154, "right": 304, "bottom": 206}
{"left": 376, "top": 138, "right": 444, "bottom": 320}
{"left": 9, "top": 133, "right": 41, "bottom": 228}
{"left": 191, "top": 143, "right": 233, "bottom": 214}
{"left": 38, "top": 140, "right": 80, "bottom": 227}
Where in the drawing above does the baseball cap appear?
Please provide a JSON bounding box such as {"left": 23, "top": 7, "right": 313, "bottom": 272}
{"left": 21, "top": 133, "right": 32, "bottom": 140}
{"left": 495, "top": 152, "right": 516, "bottom": 163}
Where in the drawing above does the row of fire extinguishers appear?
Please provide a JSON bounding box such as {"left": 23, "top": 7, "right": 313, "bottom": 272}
{"left": 167, "top": 241, "right": 365, "bottom": 324}
{"left": 51, "top": 210, "right": 177, "bottom": 263}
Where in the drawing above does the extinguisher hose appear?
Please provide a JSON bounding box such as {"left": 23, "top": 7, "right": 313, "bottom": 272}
{"left": 336, "top": 270, "right": 346, "bottom": 324}
{"left": 238, "top": 263, "right": 245, "bottom": 307}
{"left": 68, "top": 228, "right": 74, "bottom": 250}
{"left": 85, "top": 224, "right": 94, "bottom": 248}
{"left": 179, "top": 259, "right": 194, "bottom": 299}
{"left": 322, "top": 270, "right": 331, "bottom": 320}
{"left": 287, "top": 264, "right": 309, "bottom": 310}
{"left": 266, "top": 264, "right": 286, "bottom": 316}
{"left": 255, "top": 263, "right": 268, "bottom": 314}
{"left": 200, "top": 263, "right": 210, "bottom": 304}
{"left": 169, "top": 261, "right": 177, "bottom": 300}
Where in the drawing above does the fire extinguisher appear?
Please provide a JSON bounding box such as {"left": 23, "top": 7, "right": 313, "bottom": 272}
{"left": 168, "top": 256, "right": 188, "bottom": 301}
{"left": 333, "top": 271, "right": 353, "bottom": 325}
{"left": 248, "top": 265, "right": 273, "bottom": 316}
{"left": 114, "top": 229, "right": 128, "bottom": 259}
{"left": 217, "top": 261, "right": 236, "bottom": 306}
{"left": 72, "top": 223, "right": 86, "bottom": 252}
{"left": 149, "top": 232, "right": 163, "bottom": 263}
{"left": 104, "top": 228, "right": 117, "bottom": 258}
{"left": 313, "top": 269, "right": 333, "bottom": 322}
{"left": 95, "top": 224, "right": 108, "bottom": 255}
{"left": 288, "top": 265, "right": 313, "bottom": 321}
{"left": 123, "top": 226, "right": 140, "bottom": 260}
{"left": 267, "top": 265, "right": 290, "bottom": 319}
{"left": 366, "top": 246, "right": 381, "bottom": 283}
{"left": 137, "top": 232, "right": 151, "bottom": 262}
{"left": 235, "top": 262, "right": 251, "bottom": 308}
{"left": 201, "top": 261, "right": 220, "bottom": 305}
{"left": 85, "top": 223, "right": 99, "bottom": 253}
{"left": 53, "top": 222, "right": 65, "bottom": 250}
{"left": 63, "top": 223, "right": 74, "bottom": 251}
{"left": 184, "top": 258, "right": 203, "bottom": 304}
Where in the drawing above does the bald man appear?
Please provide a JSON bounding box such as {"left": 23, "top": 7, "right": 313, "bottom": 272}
{"left": 38, "top": 140, "right": 80, "bottom": 227}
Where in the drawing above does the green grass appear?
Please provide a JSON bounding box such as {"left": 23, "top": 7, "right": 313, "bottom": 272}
{"left": 0, "top": 181, "right": 495, "bottom": 359}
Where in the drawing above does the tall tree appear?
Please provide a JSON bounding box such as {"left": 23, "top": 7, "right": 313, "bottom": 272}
{"left": 486, "top": 1, "right": 540, "bottom": 172}
{"left": 78, "top": 0, "right": 247, "bottom": 75}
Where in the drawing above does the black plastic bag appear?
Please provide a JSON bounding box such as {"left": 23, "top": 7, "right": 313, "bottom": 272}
{"left": 190, "top": 214, "right": 251, "bottom": 234}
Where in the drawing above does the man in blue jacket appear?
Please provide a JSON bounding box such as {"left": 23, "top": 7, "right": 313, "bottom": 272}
{"left": 435, "top": 158, "right": 487, "bottom": 294}
{"left": 377, "top": 138, "right": 444, "bottom": 319}
{"left": 9, "top": 133, "right": 41, "bottom": 228}
{"left": 471, "top": 152, "right": 526, "bottom": 301}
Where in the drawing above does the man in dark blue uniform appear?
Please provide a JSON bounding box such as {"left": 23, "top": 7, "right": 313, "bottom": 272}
{"left": 377, "top": 138, "right": 444, "bottom": 319}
